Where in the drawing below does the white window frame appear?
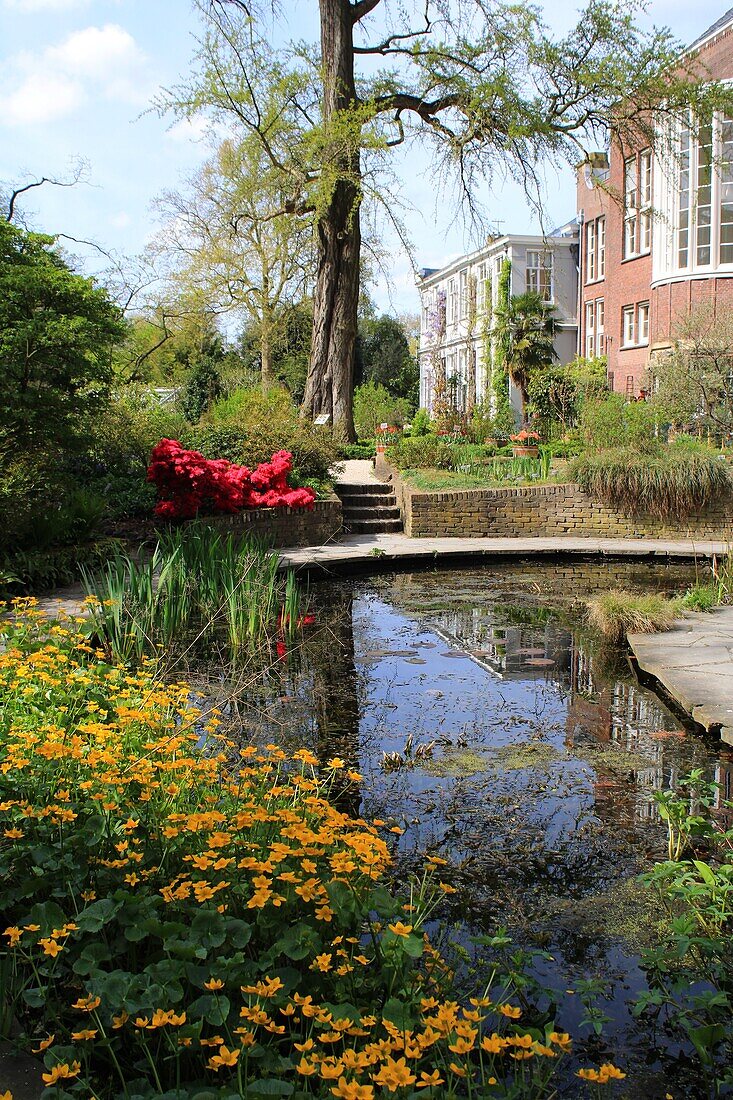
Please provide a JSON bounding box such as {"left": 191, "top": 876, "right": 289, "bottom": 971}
{"left": 624, "top": 156, "right": 638, "bottom": 259}
{"left": 597, "top": 216, "right": 606, "bottom": 278}
{"left": 637, "top": 301, "right": 650, "bottom": 345}
{"left": 595, "top": 299, "right": 605, "bottom": 355}
{"left": 526, "top": 250, "right": 553, "bottom": 302}
{"left": 622, "top": 305, "right": 635, "bottom": 348}
{"left": 448, "top": 278, "right": 458, "bottom": 324}
{"left": 585, "top": 301, "right": 595, "bottom": 358}
{"left": 459, "top": 270, "right": 468, "bottom": 320}
{"left": 640, "top": 149, "right": 653, "bottom": 255}
{"left": 586, "top": 221, "right": 596, "bottom": 282}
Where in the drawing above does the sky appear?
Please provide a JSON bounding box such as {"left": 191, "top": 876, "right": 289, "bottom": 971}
{"left": 1, "top": 0, "right": 730, "bottom": 319}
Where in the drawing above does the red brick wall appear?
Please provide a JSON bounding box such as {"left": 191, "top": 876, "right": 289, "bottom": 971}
{"left": 578, "top": 18, "right": 733, "bottom": 396}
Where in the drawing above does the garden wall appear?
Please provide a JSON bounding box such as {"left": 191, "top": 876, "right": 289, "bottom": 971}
{"left": 378, "top": 462, "right": 733, "bottom": 540}
{"left": 203, "top": 497, "right": 342, "bottom": 548}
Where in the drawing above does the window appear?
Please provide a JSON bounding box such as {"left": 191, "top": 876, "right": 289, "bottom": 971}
{"left": 586, "top": 221, "right": 596, "bottom": 282}
{"left": 622, "top": 305, "right": 635, "bottom": 347}
{"left": 667, "top": 113, "right": 733, "bottom": 272}
{"left": 597, "top": 217, "right": 606, "bottom": 277}
{"left": 526, "top": 250, "right": 553, "bottom": 300}
{"left": 640, "top": 149, "right": 652, "bottom": 254}
{"left": 585, "top": 302, "right": 595, "bottom": 358}
{"left": 721, "top": 115, "right": 733, "bottom": 264}
{"left": 448, "top": 279, "right": 458, "bottom": 323}
{"left": 624, "top": 156, "right": 638, "bottom": 258}
{"left": 621, "top": 301, "right": 649, "bottom": 347}
{"left": 638, "top": 301, "right": 650, "bottom": 345}
{"left": 596, "top": 299, "right": 605, "bottom": 354}
{"left": 459, "top": 270, "right": 467, "bottom": 320}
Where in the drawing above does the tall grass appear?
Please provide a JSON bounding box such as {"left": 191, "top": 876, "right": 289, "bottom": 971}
{"left": 571, "top": 447, "right": 731, "bottom": 519}
{"left": 587, "top": 591, "right": 683, "bottom": 644}
{"left": 81, "top": 524, "right": 303, "bottom": 665}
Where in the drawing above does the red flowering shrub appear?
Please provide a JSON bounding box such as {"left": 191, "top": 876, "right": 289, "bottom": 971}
{"left": 147, "top": 439, "right": 316, "bottom": 519}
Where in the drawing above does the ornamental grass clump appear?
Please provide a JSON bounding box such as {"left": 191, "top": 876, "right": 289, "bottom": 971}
{"left": 0, "top": 601, "right": 602, "bottom": 1098}
{"left": 571, "top": 446, "right": 731, "bottom": 520}
{"left": 587, "top": 591, "right": 682, "bottom": 644}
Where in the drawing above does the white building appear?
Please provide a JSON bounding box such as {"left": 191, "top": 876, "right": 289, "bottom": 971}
{"left": 417, "top": 223, "right": 579, "bottom": 418}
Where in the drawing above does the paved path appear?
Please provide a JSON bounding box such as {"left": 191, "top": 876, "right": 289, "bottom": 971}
{"left": 280, "top": 533, "right": 732, "bottom": 573}
{"left": 629, "top": 608, "right": 733, "bottom": 746}
{"left": 334, "top": 458, "right": 379, "bottom": 485}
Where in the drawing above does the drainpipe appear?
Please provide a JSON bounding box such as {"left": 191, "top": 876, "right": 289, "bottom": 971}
{"left": 576, "top": 211, "right": 584, "bottom": 358}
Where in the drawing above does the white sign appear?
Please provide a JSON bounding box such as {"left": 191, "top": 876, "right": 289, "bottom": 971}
{"left": 314, "top": 413, "right": 331, "bottom": 426}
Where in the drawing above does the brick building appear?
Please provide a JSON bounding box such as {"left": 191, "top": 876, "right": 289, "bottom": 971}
{"left": 577, "top": 7, "right": 733, "bottom": 397}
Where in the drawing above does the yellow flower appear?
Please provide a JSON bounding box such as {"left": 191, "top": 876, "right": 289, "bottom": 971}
{"left": 41, "top": 1062, "right": 81, "bottom": 1086}
{"left": 72, "top": 994, "right": 101, "bottom": 1012}
{"left": 71, "top": 1029, "right": 97, "bottom": 1041}
{"left": 327, "top": 757, "right": 346, "bottom": 769}
{"left": 387, "top": 921, "right": 413, "bottom": 938}
{"left": 31, "top": 1035, "right": 55, "bottom": 1053}
{"left": 204, "top": 978, "right": 224, "bottom": 991}
{"left": 3, "top": 927, "right": 22, "bottom": 946}
{"left": 498, "top": 1004, "right": 521, "bottom": 1019}
{"left": 208, "top": 1044, "right": 240, "bottom": 1070}
{"left": 416, "top": 1070, "right": 444, "bottom": 1088}
{"left": 330, "top": 1079, "right": 374, "bottom": 1099}
{"left": 39, "top": 938, "right": 62, "bottom": 957}
{"left": 0, "top": 1090, "right": 12, "bottom": 1100}
{"left": 372, "top": 1056, "right": 416, "bottom": 1090}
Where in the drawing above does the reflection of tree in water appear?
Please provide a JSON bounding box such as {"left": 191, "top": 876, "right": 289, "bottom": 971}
{"left": 308, "top": 587, "right": 362, "bottom": 815}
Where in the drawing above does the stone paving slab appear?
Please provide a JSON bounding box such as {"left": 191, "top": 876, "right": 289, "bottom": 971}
{"left": 0, "top": 1043, "right": 43, "bottom": 1099}
{"left": 629, "top": 608, "right": 733, "bottom": 746}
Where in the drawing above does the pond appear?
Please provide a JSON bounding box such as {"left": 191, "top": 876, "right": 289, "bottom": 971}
{"left": 204, "top": 560, "right": 731, "bottom": 1097}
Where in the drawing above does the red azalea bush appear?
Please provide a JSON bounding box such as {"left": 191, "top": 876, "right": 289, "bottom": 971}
{"left": 147, "top": 439, "right": 316, "bottom": 519}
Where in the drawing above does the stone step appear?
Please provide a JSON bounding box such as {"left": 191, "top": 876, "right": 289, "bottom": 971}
{"left": 346, "top": 518, "right": 404, "bottom": 534}
{"left": 341, "top": 494, "right": 397, "bottom": 509}
{"left": 336, "top": 482, "right": 393, "bottom": 497}
{"left": 343, "top": 506, "right": 401, "bottom": 521}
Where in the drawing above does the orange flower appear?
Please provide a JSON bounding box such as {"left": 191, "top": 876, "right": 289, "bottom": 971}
{"left": 39, "top": 938, "right": 62, "bottom": 957}
{"left": 42, "top": 1062, "right": 81, "bottom": 1085}
{"left": 330, "top": 1079, "right": 375, "bottom": 1099}
{"left": 387, "top": 922, "right": 413, "bottom": 938}
{"left": 3, "top": 927, "right": 21, "bottom": 946}
{"left": 72, "top": 994, "right": 101, "bottom": 1012}
{"left": 71, "top": 1029, "right": 97, "bottom": 1041}
{"left": 208, "top": 1044, "right": 240, "bottom": 1070}
{"left": 204, "top": 978, "right": 224, "bottom": 991}
{"left": 32, "top": 1035, "right": 55, "bottom": 1053}
{"left": 417, "top": 1070, "right": 444, "bottom": 1088}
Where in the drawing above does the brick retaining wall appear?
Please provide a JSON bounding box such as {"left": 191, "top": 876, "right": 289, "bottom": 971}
{"left": 203, "top": 497, "right": 342, "bottom": 548}
{"left": 377, "top": 462, "right": 733, "bottom": 540}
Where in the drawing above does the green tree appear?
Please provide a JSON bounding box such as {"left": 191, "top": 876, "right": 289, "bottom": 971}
{"left": 0, "top": 221, "right": 125, "bottom": 450}
{"left": 355, "top": 314, "right": 418, "bottom": 405}
{"left": 492, "top": 291, "right": 557, "bottom": 419}
{"left": 353, "top": 380, "right": 412, "bottom": 439}
{"left": 170, "top": 0, "right": 732, "bottom": 441}
{"left": 528, "top": 355, "right": 608, "bottom": 436}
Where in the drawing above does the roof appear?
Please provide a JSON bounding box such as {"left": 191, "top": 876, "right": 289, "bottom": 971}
{"left": 687, "top": 6, "right": 733, "bottom": 53}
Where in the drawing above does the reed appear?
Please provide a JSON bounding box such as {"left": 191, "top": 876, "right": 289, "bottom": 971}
{"left": 587, "top": 591, "right": 682, "bottom": 644}
{"left": 82, "top": 523, "right": 303, "bottom": 665}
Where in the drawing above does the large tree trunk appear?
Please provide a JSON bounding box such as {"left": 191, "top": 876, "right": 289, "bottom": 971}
{"left": 301, "top": 0, "right": 359, "bottom": 443}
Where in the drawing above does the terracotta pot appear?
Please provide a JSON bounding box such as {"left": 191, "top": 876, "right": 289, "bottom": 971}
{"left": 512, "top": 445, "right": 539, "bottom": 458}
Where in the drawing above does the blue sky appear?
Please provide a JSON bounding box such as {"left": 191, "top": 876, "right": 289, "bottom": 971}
{"left": 0, "top": 0, "right": 729, "bottom": 316}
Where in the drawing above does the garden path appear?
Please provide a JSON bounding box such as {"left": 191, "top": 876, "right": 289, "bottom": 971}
{"left": 629, "top": 608, "right": 733, "bottom": 746}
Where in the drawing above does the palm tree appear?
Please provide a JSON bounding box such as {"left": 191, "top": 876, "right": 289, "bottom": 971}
{"left": 492, "top": 291, "right": 557, "bottom": 418}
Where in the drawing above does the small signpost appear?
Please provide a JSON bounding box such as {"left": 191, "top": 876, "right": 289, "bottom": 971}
{"left": 314, "top": 413, "right": 331, "bottom": 426}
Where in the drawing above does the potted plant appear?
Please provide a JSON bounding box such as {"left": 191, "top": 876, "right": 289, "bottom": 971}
{"left": 510, "top": 429, "right": 540, "bottom": 458}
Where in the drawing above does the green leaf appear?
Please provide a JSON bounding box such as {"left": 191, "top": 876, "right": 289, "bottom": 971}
{"left": 246, "top": 1081, "right": 294, "bottom": 1097}
{"left": 191, "top": 908, "right": 227, "bottom": 949}
{"left": 76, "top": 897, "right": 123, "bottom": 933}
{"left": 689, "top": 1023, "right": 726, "bottom": 1063}
{"left": 692, "top": 859, "right": 717, "bottom": 887}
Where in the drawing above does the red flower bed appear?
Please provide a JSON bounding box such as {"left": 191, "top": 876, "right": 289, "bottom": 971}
{"left": 147, "top": 439, "right": 316, "bottom": 520}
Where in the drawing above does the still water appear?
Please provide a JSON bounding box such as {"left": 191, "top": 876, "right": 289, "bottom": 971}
{"left": 213, "top": 561, "right": 730, "bottom": 1096}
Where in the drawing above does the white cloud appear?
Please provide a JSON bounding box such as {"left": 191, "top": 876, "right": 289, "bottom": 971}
{"left": 0, "top": 23, "right": 149, "bottom": 127}
{"left": 109, "top": 210, "right": 131, "bottom": 228}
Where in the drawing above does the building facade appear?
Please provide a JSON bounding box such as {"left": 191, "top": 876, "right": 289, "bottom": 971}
{"left": 417, "top": 226, "right": 579, "bottom": 418}
{"left": 577, "top": 8, "right": 733, "bottom": 396}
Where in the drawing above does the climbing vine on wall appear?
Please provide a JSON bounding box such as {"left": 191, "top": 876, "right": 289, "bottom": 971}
{"left": 465, "top": 273, "right": 478, "bottom": 413}
{"left": 427, "top": 289, "right": 451, "bottom": 429}
{"left": 492, "top": 257, "right": 516, "bottom": 433}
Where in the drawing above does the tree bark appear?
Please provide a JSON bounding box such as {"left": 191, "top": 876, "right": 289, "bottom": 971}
{"left": 301, "top": 0, "right": 360, "bottom": 442}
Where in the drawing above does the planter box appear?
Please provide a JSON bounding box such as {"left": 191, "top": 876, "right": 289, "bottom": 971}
{"left": 512, "top": 445, "right": 539, "bottom": 458}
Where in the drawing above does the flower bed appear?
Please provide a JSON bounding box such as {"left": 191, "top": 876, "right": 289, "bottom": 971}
{"left": 148, "top": 440, "right": 316, "bottom": 520}
{"left": 0, "top": 602, "right": 591, "bottom": 1098}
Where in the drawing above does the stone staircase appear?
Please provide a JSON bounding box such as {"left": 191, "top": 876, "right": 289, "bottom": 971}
{"left": 335, "top": 481, "right": 403, "bottom": 534}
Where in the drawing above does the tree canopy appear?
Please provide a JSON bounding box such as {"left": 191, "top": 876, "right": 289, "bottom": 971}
{"left": 164, "top": 0, "right": 733, "bottom": 439}
{"left": 0, "top": 221, "right": 125, "bottom": 450}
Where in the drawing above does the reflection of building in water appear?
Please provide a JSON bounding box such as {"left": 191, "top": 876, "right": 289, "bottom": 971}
{"left": 423, "top": 605, "right": 573, "bottom": 685}
{"left": 566, "top": 638, "right": 689, "bottom": 821}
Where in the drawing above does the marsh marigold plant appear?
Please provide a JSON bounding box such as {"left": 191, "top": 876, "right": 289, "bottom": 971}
{"left": 0, "top": 601, "right": 622, "bottom": 1097}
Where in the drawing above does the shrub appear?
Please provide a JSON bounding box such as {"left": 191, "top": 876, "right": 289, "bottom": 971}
{"left": 148, "top": 440, "right": 315, "bottom": 519}
{"left": 0, "top": 603, "right": 576, "bottom": 1098}
{"left": 580, "top": 394, "right": 660, "bottom": 454}
{"left": 586, "top": 591, "right": 681, "bottom": 644}
{"left": 189, "top": 388, "right": 340, "bottom": 485}
{"left": 410, "top": 407, "right": 432, "bottom": 436}
{"left": 571, "top": 446, "right": 731, "bottom": 519}
{"left": 353, "top": 381, "right": 412, "bottom": 440}
{"left": 338, "top": 441, "right": 375, "bottom": 460}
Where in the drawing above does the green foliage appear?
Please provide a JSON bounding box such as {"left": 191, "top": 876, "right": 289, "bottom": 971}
{"left": 355, "top": 314, "right": 419, "bottom": 404}
{"left": 586, "top": 590, "right": 682, "bottom": 644}
{"left": 579, "top": 393, "right": 660, "bottom": 453}
{"left": 410, "top": 408, "right": 432, "bottom": 436}
{"left": 571, "top": 445, "right": 731, "bottom": 519}
{"left": 639, "top": 774, "right": 733, "bottom": 1094}
{"left": 82, "top": 525, "right": 299, "bottom": 666}
{"left": 189, "top": 387, "right": 339, "bottom": 485}
{"left": 353, "top": 381, "right": 412, "bottom": 440}
{"left": 491, "top": 259, "right": 514, "bottom": 424}
{"left": 179, "top": 337, "right": 225, "bottom": 422}
{"left": 649, "top": 304, "right": 733, "bottom": 436}
{"left": 0, "top": 221, "right": 125, "bottom": 451}
{"left": 528, "top": 356, "right": 608, "bottom": 437}
{"left": 338, "top": 441, "right": 375, "bottom": 459}
{"left": 492, "top": 289, "right": 557, "bottom": 415}
{"left": 0, "top": 539, "right": 120, "bottom": 596}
